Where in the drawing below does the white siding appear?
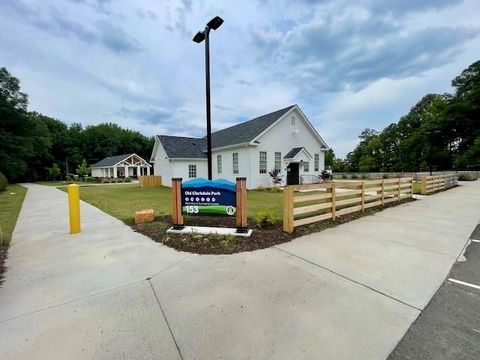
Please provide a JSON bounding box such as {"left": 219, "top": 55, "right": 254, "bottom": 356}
{"left": 250, "top": 108, "right": 326, "bottom": 187}
{"left": 212, "top": 146, "right": 251, "bottom": 186}
{"left": 170, "top": 160, "right": 208, "bottom": 181}
{"left": 91, "top": 168, "right": 103, "bottom": 177}
{"left": 152, "top": 139, "right": 173, "bottom": 186}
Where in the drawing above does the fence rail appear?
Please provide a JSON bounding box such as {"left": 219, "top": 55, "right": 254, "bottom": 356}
{"left": 420, "top": 174, "right": 457, "bottom": 194}
{"left": 139, "top": 175, "right": 162, "bottom": 188}
{"left": 283, "top": 178, "right": 413, "bottom": 233}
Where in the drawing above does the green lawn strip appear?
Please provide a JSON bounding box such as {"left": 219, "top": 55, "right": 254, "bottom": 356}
{"left": 0, "top": 184, "right": 28, "bottom": 245}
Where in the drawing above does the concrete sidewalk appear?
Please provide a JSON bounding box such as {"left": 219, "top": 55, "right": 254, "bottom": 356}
{"left": 1, "top": 182, "right": 479, "bottom": 359}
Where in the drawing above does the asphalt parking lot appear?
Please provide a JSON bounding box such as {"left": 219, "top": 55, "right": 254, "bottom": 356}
{"left": 388, "top": 224, "right": 480, "bottom": 360}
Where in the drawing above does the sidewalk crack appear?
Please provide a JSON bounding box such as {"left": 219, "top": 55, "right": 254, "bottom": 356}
{"left": 148, "top": 280, "right": 184, "bottom": 360}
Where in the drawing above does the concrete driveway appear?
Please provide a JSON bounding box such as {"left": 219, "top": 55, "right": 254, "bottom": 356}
{"left": 1, "top": 182, "right": 479, "bottom": 359}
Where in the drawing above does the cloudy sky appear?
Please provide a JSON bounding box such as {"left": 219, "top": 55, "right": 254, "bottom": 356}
{"left": 1, "top": 0, "right": 479, "bottom": 157}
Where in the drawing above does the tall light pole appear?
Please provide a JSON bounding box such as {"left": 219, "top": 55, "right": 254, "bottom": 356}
{"left": 193, "top": 16, "right": 224, "bottom": 180}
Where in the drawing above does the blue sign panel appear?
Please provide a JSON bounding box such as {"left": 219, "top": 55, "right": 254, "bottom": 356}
{"left": 181, "top": 178, "right": 236, "bottom": 216}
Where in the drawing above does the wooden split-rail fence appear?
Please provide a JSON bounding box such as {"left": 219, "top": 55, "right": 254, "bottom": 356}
{"left": 283, "top": 178, "right": 413, "bottom": 233}
{"left": 420, "top": 174, "right": 458, "bottom": 194}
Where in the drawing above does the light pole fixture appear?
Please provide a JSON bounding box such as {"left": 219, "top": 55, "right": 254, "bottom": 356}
{"left": 193, "top": 16, "right": 224, "bottom": 180}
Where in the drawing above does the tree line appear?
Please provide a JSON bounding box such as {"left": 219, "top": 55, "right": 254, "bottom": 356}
{"left": 326, "top": 60, "right": 480, "bottom": 173}
{"left": 0, "top": 67, "right": 154, "bottom": 183}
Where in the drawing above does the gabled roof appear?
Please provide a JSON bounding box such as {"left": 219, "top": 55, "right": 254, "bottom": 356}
{"left": 284, "top": 148, "right": 302, "bottom": 159}
{"left": 91, "top": 154, "right": 134, "bottom": 167}
{"left": 158, "top": 135, "right": 206, "bottom": 159}
{"left": 284, "top": 147, "right": 312, "bottom": 159}
{"left": 209, "top": 104, "right": 295, "bottom": 149}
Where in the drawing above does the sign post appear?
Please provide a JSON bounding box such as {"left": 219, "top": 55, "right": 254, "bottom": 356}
{"left": 235, "top": 177, "right": 248, "bottom": 233}
{"left": 171, "top": 178, "right": 184, "bottom": 229}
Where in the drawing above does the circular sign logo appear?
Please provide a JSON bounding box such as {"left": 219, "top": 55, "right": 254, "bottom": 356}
{"left": 225, "top": 206, "right": 236, "bottom": 216}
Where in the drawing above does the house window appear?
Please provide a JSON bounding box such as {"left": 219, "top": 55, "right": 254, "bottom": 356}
{"left": 259, "top": 151, "right": 267, "bottom": 174}
{"left": 188, "top": 164, "right": 197, "bottom": 178}
{"left": 233, "top": 153, "right": 239, "bottom": 174}
{"left": 303, "top": 161, "right": 309, "bottom": 172}
{"left": 314, "top": 154, "right": 319, "bottom": 171}
{"left": 274, "top": 152, "right": 282, "bottom": 172}
{"left": 217, "top": 154, "right": 222, "bottom": 174}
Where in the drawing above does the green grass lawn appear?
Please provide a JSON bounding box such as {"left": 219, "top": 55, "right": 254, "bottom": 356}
{"left": 0, "top": 185, "right": 27, "bottom": 245}
{"left": 66, "top": 184, "right": 283, "bottom": 224}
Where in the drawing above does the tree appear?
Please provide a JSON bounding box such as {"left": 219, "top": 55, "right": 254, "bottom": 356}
{"left": 325, "top": 149, "right": 335, "bottom": 167}
{"left": 76, "top": 159, "right": 90, "bottom": 178}
{"left": 47, "top": 163, "right": 61, "bottom": 181}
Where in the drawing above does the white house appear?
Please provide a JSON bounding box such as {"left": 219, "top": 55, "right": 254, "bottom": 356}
{"left": 150, "top": 105, "right": 329, "bottom": 188}
{"left": 91, "top": 153, "right": 151, "bottom": 178}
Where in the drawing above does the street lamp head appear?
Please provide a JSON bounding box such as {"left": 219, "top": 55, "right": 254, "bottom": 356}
{"left": 192, "top": 31, "right": 205, "bottom": 43}
{"left": 207, "top": 16, "right": 223, "bottom": 30}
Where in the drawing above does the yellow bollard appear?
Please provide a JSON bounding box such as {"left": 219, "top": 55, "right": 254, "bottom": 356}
{"left": 68, "top": 184, "right": 81, "bottom": 234}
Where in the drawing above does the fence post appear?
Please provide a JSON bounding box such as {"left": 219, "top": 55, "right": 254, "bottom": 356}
{"left": 331, "top": 183, "right": 336, "bottom": 220}
{"left": 283, "top": 186, "right": 294, "bottom": 233}
{"left": 397, "top": 178, "right": 401, "bottom": 201}
{"left": 236, "top": 177, "right": 248, "bottom": 232}
{"left": 381, "top": 179, "right": 385, "bottom": 206}
{"left": 421, "top": 177, "right": 427, "bottom": 195}
{"left": 171, "top": 178, "right": 184, "bottom": 229}
{"left": 359, "top": 182, "right": 365, "bottom": 211}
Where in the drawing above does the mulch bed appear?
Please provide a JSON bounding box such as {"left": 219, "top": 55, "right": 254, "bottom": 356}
{"left": 133, "top": 198, "right": 415, "bottom": 255}
{"left": 0, "top": 245, "right": 8, "bottom": 287}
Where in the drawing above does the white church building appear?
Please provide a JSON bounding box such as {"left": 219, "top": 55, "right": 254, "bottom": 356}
{"left": 150, "top": 104, "right": 329, "bottom": 188}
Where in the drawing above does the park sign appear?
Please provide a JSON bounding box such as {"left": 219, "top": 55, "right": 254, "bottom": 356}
{"left": 181, "top": 178, "right": 236, "bottom": 216}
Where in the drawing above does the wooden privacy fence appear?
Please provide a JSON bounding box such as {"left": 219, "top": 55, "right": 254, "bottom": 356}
{"left": 283, "top": 178, "right": 413, "bottom": 233}
{"left": 420, "top": 174, "right": 457, "bottom": 194}
{"left": 139, "top": 175, "right": 162, "bottom": 188}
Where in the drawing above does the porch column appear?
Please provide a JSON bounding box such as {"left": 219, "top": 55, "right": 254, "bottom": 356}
{"left": 125, "top": 166, "right": 129, "bottom": 178}
{"left": 137, "top": 166, "right": 141, "bottom": 178}
{"left": 113, "top": 166, "right": 117, "bottom": 178}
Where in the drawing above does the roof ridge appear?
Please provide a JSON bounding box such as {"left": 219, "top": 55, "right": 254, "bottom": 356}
{"left": 210, "top": 104, "right": 296, "bottom": 136}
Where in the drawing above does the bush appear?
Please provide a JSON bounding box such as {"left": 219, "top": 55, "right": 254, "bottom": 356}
{"left": 256, "top": 185, "right": 266, "bottom": 191}
{"left": 124, "top": 177, "right": 132, "bottom": 183}
{"left": 270, "top": 186, "right": 281, "bottom": 193}
{"left": 382, "top": 173, "right": 389, "bottom": 179}
{"left": 321, "top": 170, "right": 332, "bottom": 181}
{"left": 350, "top": 174, "right": 358, "bottom": 179}
{"left": 458, "top": 173, "right": 474, "bottom": 181}
{"left": 0, "top": 172, "right": 8, "bottom": 192}
{"left": 360, "top": 174, "right": 368, "bottom": 180}
{"left": 255, "top": 208, "right": 276, "bottom": 227}
{"left": 341, "top": 174, "right": 348, "bottom": 179}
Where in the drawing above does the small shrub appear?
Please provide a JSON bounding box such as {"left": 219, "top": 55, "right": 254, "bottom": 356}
{"left": 350, "top": 174, "right": 358, "bottom": 179}
{"left": 270, "top": 186, "right": 282, "bottom": 193}
{"left": 360, "top": 174, "right": 368, "bottom": 180}
{"left": 256, "top": 185, "right": 266, "bottom": 192}
{"left": 458, "top": 173, "right": 474, "bottom": 181}
{"left": 255, "top": 208, "right": 276, "bottom": 227}
{"left": 382, "top": 173, "right": 389, "bottom": 179}
{"left": 321, "top": 170, "right": 332, "bottom": 181}
{"left": 0, "top": 172, "right": 8, "bottom": 192}
{"left": 101, "top": 178, "right": 110, "bottom": 184}
{"left": 124, "top": 177, "right": 132, "bottom": 183}
{"left": 341, "top": 174, "right": 348, "bottom": 179}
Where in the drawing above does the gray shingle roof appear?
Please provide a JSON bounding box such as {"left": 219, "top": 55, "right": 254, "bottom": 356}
{"left": 283, "top": 147, "right": 303, "bottom": 159}
{"left": 209, "top": 105, "right": 296, "bottom": 148}
{"left": 91, "top": 154, "right": 134, "bottom": 167}
{"left": 158, "top": 136, "right": 206, "bottom": 159}
{"left": 157, "top": 105, "right": 297, "bottom": 159}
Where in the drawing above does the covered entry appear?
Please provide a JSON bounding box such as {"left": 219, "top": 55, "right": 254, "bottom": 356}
{"left": 284, "top": 147, "right": 313, "bottom": 185}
